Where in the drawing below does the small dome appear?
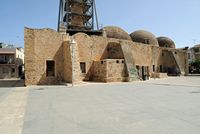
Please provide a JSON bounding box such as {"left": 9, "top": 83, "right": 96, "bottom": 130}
{"left": 157, "top": 36, "right": 176, "bottom": 48}
{"left": 130, "top": 30, "right": 159, "bottom": 46}
{"left": 104, "top": 26, "right": 132, "bottom": 40}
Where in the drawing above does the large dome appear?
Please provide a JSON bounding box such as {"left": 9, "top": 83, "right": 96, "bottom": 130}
{"left": 130, "top": 30, "right": 159, "bottom": 46}
{"left": 104, "top": 26, "right": 132, "bottom": 40}
{"left": 157, "top": 36, "right": 176, "bottom": 48}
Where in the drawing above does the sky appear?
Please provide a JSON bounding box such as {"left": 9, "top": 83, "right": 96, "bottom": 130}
{"left": 0, "top": 0, "right": 200, "bottom": 48}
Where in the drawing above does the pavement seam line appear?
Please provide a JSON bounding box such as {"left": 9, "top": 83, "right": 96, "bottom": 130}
{"left": 0, "top": 87, "right": 29, "bottom": 134}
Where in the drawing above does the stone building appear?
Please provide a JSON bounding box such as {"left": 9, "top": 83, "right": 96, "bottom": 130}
{"left": 0, "top": 46, "right": 24, "bottom": 79}
{"left": 188, "top": 44, "right": 200, "bottom": 63}
{"left": 187, "top": 44, "right": 200, "bottom": 73}
{"left": 24, "top": 26, "right": 188, "bottom": 85}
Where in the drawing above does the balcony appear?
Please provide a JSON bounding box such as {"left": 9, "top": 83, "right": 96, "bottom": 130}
{"left": 0, "top": 59, "right": 15, "bottom": 64}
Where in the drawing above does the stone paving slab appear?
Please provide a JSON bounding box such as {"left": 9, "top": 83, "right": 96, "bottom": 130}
{"left": 146, "top": 76, "right": 200, "bottom": 87}
{"left": 0, "top": 88, "right": 12, "bottom": 102}
{"left": 22, "top": 76, "right": 200, "bottom": 134}
{"left": 0, "top": 87, "right": 29, "bottom": 134}
{"left": 0, "top": 76, "right": 200, "bottom": 134}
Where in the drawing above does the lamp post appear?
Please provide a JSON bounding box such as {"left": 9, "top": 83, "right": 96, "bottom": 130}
{"left": 70, "top": 38, "right": 76, "bottom": 87}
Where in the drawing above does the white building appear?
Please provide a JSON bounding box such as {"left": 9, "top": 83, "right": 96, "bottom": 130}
{"left": 0, "top": 46, "right": 24, "bottom": 79}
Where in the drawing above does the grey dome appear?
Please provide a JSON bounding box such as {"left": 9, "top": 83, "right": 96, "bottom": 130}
{"left": 104, "top": 26, "right": 132, "bottom": 40}
{"left": 130, "top": 30, "right": 159, "bottom": 46}
{"left": 157, "top": 36, "right": 176, "bottom": 48}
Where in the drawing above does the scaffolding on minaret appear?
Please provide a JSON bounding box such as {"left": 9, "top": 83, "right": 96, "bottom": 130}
{"left": 57, "top": 0, "right": 102, "bottom": 35}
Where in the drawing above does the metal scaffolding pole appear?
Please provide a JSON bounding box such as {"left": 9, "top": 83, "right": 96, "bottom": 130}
{"left": 57, "top": 0, "right": 101, "bottom": 34}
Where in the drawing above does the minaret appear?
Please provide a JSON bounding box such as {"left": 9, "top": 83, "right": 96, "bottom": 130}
{"left": 58, "top": 0, "right": 100, "bottom": 35}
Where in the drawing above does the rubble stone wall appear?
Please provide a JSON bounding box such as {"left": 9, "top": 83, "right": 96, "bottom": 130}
{"left": 24, "top": 28, "right": 69, "bottom": 85}
{"left": 24, "top": 28, "right": 188, "bottom": 85}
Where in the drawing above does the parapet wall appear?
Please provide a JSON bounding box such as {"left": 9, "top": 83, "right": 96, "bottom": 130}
{"left": 93, "top": 59, "right": 128, "bottom": 82}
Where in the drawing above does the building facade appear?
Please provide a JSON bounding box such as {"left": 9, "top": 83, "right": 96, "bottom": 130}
{"left": 24, "top": 27, "right": 188, "bottom": 85}
{"left": 0, "top": 46, "right": 24, "bottom": 79}
{"left": 188, "top": 44, "right": 200, "bottom": 73}
{"left": 188, "top": 44, "right": 200, "bottom": 63}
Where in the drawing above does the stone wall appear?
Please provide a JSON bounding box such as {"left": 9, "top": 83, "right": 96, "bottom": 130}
{"left": 24, "top": 28, "right": 188, "bottom": 85}
{"left": 107, "top": 40, "right": 124, "bottom": 59}
{"left": 73, "top": 33, "right": 108, "bottom": 81}
{"left": 106, "top": 59, "right": 128, "bottom": 82}
{"left": 171, "top": 49, "right": 188, "bottom": 75}
{"left": 73, "top": 34, "right": 188, "bottom": 82}
{"left": 93, "top": 59, "right": 128, "bottom": 82}
{"left": 24, "top": 28, "right": 70, "bottom": 85}
{"left": 93, "top": 60, "right": 107, "bottom": 82}
{"left": 63, "top": 40, "right": 71, "bottom": 83}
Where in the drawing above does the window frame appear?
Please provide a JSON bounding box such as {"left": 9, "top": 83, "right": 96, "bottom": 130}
{"left": 46, "top": 60, "right": 55, "bottom": 77}
{"left": 80, "top": 62, "right": 86, "bottom": 74}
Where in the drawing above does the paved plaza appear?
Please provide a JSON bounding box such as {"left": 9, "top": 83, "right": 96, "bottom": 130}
{"left": 0, "top": 76, "right": 200, "bottom": 134}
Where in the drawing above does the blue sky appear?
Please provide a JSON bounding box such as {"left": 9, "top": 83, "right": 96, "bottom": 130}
{"left": 0, "top": 0, "right": 200, "bottom": 48}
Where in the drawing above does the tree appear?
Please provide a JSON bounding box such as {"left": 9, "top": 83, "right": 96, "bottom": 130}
{"left": 190, "top": 59, "right": 200, "bottom": 73}
{"left": 191, "top": 59, "right": 200, "bottom": 67}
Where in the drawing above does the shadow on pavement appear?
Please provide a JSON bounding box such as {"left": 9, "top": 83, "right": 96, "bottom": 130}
{"left": 187, "top": 74, "right": 200, "bottom": 76}
{"left": 0, "top": 79, "right": 25, "bottom": 87}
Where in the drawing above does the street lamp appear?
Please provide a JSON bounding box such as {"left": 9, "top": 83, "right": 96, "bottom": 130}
{"left": 70, "top": 38, "right": 76, "bottom": 87}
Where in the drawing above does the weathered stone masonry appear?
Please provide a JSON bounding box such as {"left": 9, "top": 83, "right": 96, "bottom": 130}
{"left": 24, "top": 27, "right": 188, "bottom": 85}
